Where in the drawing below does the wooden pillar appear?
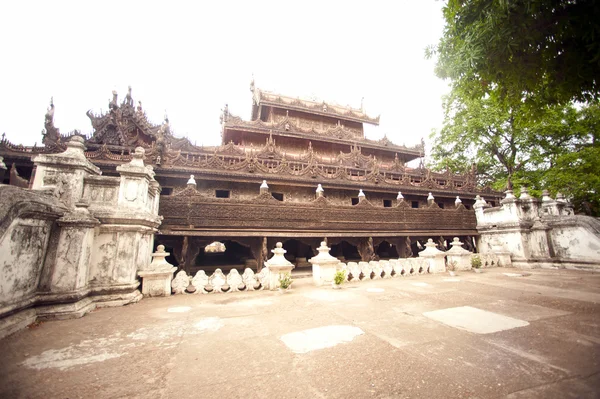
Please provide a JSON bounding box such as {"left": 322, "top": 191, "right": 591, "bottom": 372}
{"left": 357, "top": 237, "right": 375, "bottom": 261}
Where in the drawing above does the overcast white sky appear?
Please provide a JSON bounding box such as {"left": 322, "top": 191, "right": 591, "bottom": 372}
{"left": 0, "top": 1, "right": 449, "bottom": 151}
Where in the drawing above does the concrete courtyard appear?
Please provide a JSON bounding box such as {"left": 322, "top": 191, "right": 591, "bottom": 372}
{"left": 1, "top": 268, "right": 599, "bottom": 398}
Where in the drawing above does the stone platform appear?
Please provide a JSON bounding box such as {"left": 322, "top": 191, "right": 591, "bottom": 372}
{"left": 1, "top": 268, "right": 599, "bottom": 398}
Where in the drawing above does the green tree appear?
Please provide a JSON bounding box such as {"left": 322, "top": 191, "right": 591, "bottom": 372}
{"left": 430, "top": 90, "right": 599, "bottom": 214}
{"left": 428, "top": 0, "right": 600, "bottom": 215}
{"left": 428, "top": 0, "right": 600, "bottom": 105}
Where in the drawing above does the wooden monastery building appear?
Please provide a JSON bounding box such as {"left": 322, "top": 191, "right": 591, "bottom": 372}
{"left": 0, "top": 83, "right": 501, "bottom": 273}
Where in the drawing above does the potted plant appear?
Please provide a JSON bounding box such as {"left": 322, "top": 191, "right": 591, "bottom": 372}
{"left": 333, "top": 270, "right": 346, "bottom": 289}
{"left": 471, "top": 255, "right": 482, "bottom": 273}
{"left": 447, "top": 260, "right": 458, "bottom": 276}
{"left": 278, "top": 273, "right": 293, "bottom": 291}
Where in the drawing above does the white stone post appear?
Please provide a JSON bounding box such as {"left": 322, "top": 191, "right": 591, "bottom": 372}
{"left": 260, "top": 180, "right": 269, "bottom": 195}
{"left": 473, "top": 195, "right": 488, "bottom": 224}
{"left": 540, "top": 190, "right": 561, "bottom": 216}
{"left": 316, "top": 184, "right": 324, "bottom": 198}
{"left": 427, "top": 192, "right": 435, "bottom": 207}
{"left": 358, "top": 189, "right": 366, "bottom": 203}
{"left": 88, "top": 147, "right": 161, "bottom": 307}
{"left": 418, "top": 238, "right": 446, "bottom": 273}
{"left": 36, "top": 202, "right": 100, "bottom": 319}
{"left": 138, "top": 245, "right": 177, "bottom": 297}
{"left": 445, "top": 237, "right": 473, "bottom": 271}
{"left": 264, "top": 242, "right": 294, "bottom": 290}
{"left": 309, "top": 241, "right": 342, "bottom": 286}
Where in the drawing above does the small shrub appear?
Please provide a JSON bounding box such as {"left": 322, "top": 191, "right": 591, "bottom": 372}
{"left": 279, "top": 273, "right": 293, "bottom": 289}
{"left": 448, "top": 260, "right": 458, "bottom": 271}
{"left": 334, "top": 270, "right": 346, "bottom": 285}
{"left": 471, "top": 255, "right": 482, "bottom": 269}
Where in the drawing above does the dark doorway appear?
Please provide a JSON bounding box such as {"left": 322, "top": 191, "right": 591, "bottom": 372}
{"left": 330, "top": 241, "right": 361, "bottom": 261}
{"left": 193, "top": 240, "right": 254, "bottom": 272}
{"left": 281, "top": 239, "right": 315, "bottom": 264}
{"left": 375, "top": 241, "right": 399, "bottom": 259}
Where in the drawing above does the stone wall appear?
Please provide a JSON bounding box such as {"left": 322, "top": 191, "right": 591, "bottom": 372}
{"left": 475, "top": 189, "right": 600, "bottom": 270}
{"left": 0, "top": 137, "right": 161, "bottom": 338}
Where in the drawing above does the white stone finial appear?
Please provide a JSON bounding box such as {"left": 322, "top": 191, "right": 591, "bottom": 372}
{"left": 397, "top": 191, "right": 404, "bottom": 200}
{"left": 260, "top": 180, "right": 269, "bottom": 189}
{"left": 316, "top": 184, "right": 324, "bottom": 193}
{"left": 455, "top": 196, "right": 462, "bottom": 204}
{"left": 542, "top": 189, "right": 552, "bottom": 202}
{"left": 556, "top": 192, "right": 566, "bottom": 203}
{"left": 358, "top": 189, "right": 365, "bottom": 197}
{"left": 147, "top": 244, "right": 174, "bottom": 271}
{"left": 519, "top": 187, "right": 532, "bottom": 200}
{"left": 427, "top": 192, "right": 435, "bottom": 201}
{"left": 187, "top": 174, "right": 196, "bottom": 186}
{"left": 505, "top": 190, "right": 515, "bottom": 199}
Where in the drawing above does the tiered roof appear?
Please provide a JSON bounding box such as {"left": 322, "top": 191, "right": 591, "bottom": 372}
{"left": 250, "top": 81, "right": 380, "bottom": 126}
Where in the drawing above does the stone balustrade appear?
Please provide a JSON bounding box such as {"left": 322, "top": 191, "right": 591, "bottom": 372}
{"left": 170, "top": 267, "right": 269, "bottom": 294}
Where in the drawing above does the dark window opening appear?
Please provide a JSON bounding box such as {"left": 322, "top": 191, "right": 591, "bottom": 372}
{"left": 161, "top": 187, "right": 173, "bottom": 196}
{"left": 489, "top": 201, "right": 496, "bottom": 207}
{"left": 464, "top": 204, "right": 471, "bottom": 210}
{"left": 351, "top": 197, "right": 359, "bottom": 205}
{"left": 216, "top": 190, "right": 230, "bottom": 198}
{"left": 438, "top": 203, "right": 444, "bottom": 209}
{"left": 411, "top": 201, "right": 419, "bottom": 209}
{"left": 272, "top": 192, "right": 284, "bottom": 201}
{"left": 383, "top": 199, "right": 392, "bottom": 208}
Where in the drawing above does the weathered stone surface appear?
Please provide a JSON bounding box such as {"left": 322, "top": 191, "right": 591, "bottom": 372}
{"left": 309, "top": 241, "right": 341, "bottom": 286}
{"left": 242, "top": 268, "right": 260, "bottom": 291}
{"left": 208, "top": 269, "right": 227, "bottom": 293}
{"left": 0, "top": 185, "right": 67, "bottom": 337}
{"left": 138, "top": 245, "right": 176, "bottom": 297}
{"left": 347, "top": 262, "right": 361, "bottom": 282}
{"left": 171, "top": 271, "right": 189, "bottom": 294}
{"left": 418, "top": 238, "right": 446, "bottom": 273}
{"left": 191, "top": 270, "right": 209, "bottom": 294}
{"left": 476, "top": 190, "right": 600, "bottom": 270}
{"left": 445, "top": 237, "right": 473, "bottom": 271}
{"left": 227, "top": 269, "right": 244, "bottom": 292}
{"left": 264, "top": 242, "right": 295, "bottom": 290}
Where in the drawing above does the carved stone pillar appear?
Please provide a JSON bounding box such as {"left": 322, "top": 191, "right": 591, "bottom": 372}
{"left": 88, "top": 147, "right": 161, "bottom": 307}
{"left": 32, "top": 136, "right": 101, "bottom": 207}
{"left": 36, "top": 202, "right": 100, "bottom": 320}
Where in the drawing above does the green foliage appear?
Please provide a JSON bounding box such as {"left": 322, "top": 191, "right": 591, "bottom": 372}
{"left": 428, "top": 0, "right": 600, "bottom": 105}
{"left": 430, "top": 90, "right": 599, "bottom": 215}
{"left": 429, "top": 1, "right": 600, "bottom": 216}
{"left": 279, "top": 273, "right": 293, "bottom": 289}
{"left": 333, "top": 270, "right": 346, "bottom": 285}
{"left": 471, "top": 255, "right": 482, "bottom": 269}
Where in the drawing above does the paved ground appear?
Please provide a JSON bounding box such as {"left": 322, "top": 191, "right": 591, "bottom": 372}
{"left": 1, "top": 268, "right": 599, "bottom": 398}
